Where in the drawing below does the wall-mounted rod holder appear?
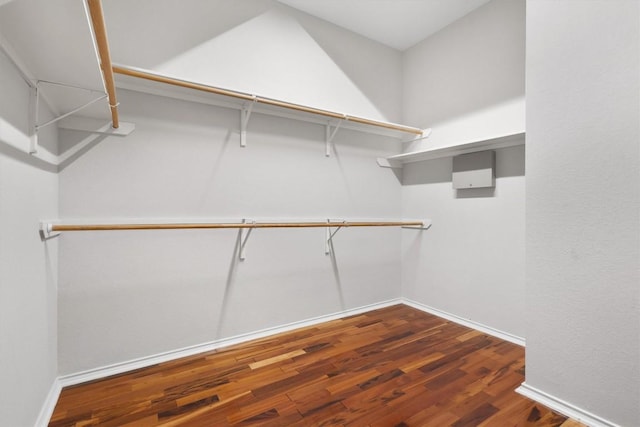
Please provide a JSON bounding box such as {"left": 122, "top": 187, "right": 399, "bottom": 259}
{"left": 401, "top": 219, "right": 432, "bottom": 230}
{"left": 39, "top": 222, "right": 61, "bottom": 240}
{"left": 325, "top": 219, "right": 346, "bottom": 254}
{"left": 238, "top": 219, "right": 255, "bottom": 260}
{"left": 325, "top": 118, "right": 345, "bottom": 157}
{"left": 240, "top": 97, "right": 257, "bottom": 148}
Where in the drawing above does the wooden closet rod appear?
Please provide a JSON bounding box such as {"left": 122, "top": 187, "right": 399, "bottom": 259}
{"left": 112, "top": 65, "right": 424, "bottom": 136}
{"left": 87, "top": 0, "right": 119, "bottom": 128}
{"left": 48, "top": 221, "right": 425, "bottom": 232}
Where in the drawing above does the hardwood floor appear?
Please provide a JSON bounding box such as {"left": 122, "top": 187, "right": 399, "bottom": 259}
{"left": 50, "top": 305, "right": 584, "bottom": 426}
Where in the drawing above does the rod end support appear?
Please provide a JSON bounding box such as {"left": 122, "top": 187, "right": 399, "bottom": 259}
{"left": 39, "top": 222, "right": 60, "bottom": 240}
{"left": 402, "top": 219, "right": 432, "bottom": 230}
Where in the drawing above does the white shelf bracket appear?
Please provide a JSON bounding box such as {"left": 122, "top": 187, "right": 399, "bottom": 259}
{"left": 325, "top": 219, "right": 346, "bottom": 254}
{"left": 33, "top": 81, "right": 109, "bottom": 134}
{"left": 325, "top": 117, "right": 345, "bottom": 157}
{"left": 401, "top": 219, "right": 433, "bottom": 230}
{"left": 376, "top": 158, "right": 402, "bottom": 169}
{"left": 39, "top": 222, "right": 60, "bottom": 240}
{"left": 377, "top": 128, "right": 432, "bottom": 169}
{"left": 240, "top": 97, "right": 257, "bottom": 148}
{"left": 238, "top": 218, "right": 255, "bottom": 260}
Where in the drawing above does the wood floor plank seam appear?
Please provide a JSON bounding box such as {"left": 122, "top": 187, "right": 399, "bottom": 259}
{"left": 49, "top": 304, "right": 585, "bottom": 427}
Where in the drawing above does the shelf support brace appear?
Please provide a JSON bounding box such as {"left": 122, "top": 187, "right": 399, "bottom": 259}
{"left": 238, "top": 218, "right": 255, "bottom": 260}
{"left": 325, "top": 219, "right": 345, "bottom": 254}
{"left": 240, "top": 97, "right": 257, "bottom": 148}
{"left": 30, "top": 81, "right": 122, "bottom": 141}
{"left": 325, "top": 117, "right": 344, "bottom": 157}
{"left": 35, "top": 94, "right": 108, "bottom": 132}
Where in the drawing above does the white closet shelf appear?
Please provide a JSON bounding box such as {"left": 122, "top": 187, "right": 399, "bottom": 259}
{"left": 377, "top": 131, "right": 525, "bottom": 168}
{"left": 112, "top": 64, "right": 427, "bottom": 140}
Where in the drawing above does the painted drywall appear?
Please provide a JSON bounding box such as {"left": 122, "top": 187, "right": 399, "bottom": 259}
{"left": 400, "top": 0, "right": 526, "bottom": 338}
{"left": 403, "top": 0, "right": 525, "bottom": 151}
{"left": 0, "top": 48, "right": 59, "bottom": 427}
{"left": 57, "top": 0, "right": 407, "bottom": 375}
{"left": 402, "top": 145, "right": 525, "bottom": 338}
{"left": 57, "top": 89, "right": 403, "bottom": 374}
{"left": 0, "top": 0, "right": 106, "bottom": 116}
{"left": 525, "top": 1, "right": 640, "bottom": 425}
{"left": 103, "top": 0, "right": 403, "bottom": 123}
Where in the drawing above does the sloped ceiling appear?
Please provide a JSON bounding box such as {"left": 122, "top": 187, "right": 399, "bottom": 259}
{"left": 0, "top": 0, "right": 108, "bottom": 118}
{"left": 104, "top": 1, "right": 398, "bottom": 120}
{"left": 277, "top": 0, "right": 492, "bottom": 51}
{"left": 0, "top": 0, "right": 491, "bottom": 121}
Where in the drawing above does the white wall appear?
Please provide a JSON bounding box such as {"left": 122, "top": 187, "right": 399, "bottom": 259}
{"left": 402, "top": 145, "right": 525, "bottom": 338}
{"left": 403, "top": 0, "right": 525, "bottom": 150}
{"left": 525, "top": 1, "right": 640, "bottom": 425}
{"left": 56, "top": 0, "right": 406, "bottom": 375}
{"left": 400, "top": 0, "right": 526, "bottom": 339}
{"left": 57, "top": 88, "right": 403, "bottom": 374}
{"left": 0, "top": 48, "right": 58, "bottom": 427}
{"left": 103, "top": 0, "right": 403, "bottom": 123}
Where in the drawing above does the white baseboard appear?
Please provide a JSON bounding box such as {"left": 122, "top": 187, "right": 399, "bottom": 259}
{"left": 35, "top": 377, "right": 61, "bottom": 427}
{"left": 516, "top": 383, "right": 620, "bottom": 427}
{"left": 46, "top": 299, "right": 624, "bottom": 427}
{"left": 59, "top": 298, "right": 403, "bottom": 388}
{"left": 401, "top": 298, "right": 525, "bottom": 346}
{"left": 50, "top": 297, "right": 526, "bottom": 424}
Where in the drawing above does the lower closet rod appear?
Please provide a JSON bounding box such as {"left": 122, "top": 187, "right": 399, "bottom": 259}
{"left": 44, "top": 221, "right": 426, "bottom": 233}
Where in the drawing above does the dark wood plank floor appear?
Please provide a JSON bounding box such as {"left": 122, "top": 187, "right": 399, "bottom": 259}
{"left": 50, "top": 304, "right": 584, "bottom": 426}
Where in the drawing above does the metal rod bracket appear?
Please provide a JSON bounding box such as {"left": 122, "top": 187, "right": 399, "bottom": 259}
{"left": 32, "top": 81, "right": 109, "bottom": 132}
{"left": 239, "top": 219, "right": 255, "bottom": 260}
{"left": 39, "top": 222, "right": 60, "bottom": 240}
{"left": 325, "top": 219, "right": 346, "bottom": 254}
{"left": 240, "top": 97, "right": 257, "bottom": 148}
{"left": 325, "top": 117, "right": 345, "bottom": 157}
{"left": 401, "top": 219, "right": 432, "bottom": 230}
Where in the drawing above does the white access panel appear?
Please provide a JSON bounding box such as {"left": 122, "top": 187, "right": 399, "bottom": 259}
{"left": 452, "top": 150, "right": 496, "bottom": 189}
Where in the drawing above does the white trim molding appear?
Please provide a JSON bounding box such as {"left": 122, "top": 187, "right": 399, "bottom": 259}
{"left": 48, "top": 298, "right": 532, "bottom": 425}
{"left": 35, "top": 378, "right": 62, "bottom": 427}
{"left": 58, "top": 298, "right": 403, "bottom": 388}
{"left": 401, "top": 298, "right": 525, "bottom": 346}
{"left": 516, "top": 383, "right": 621, "bottom": 427}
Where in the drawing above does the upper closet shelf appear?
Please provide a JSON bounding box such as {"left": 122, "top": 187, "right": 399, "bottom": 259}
{"left": 377, "top": 131, "right": 525, "bottom": 168}
{"left": 112, "top": 64, "right": 428, "bottom": 141}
